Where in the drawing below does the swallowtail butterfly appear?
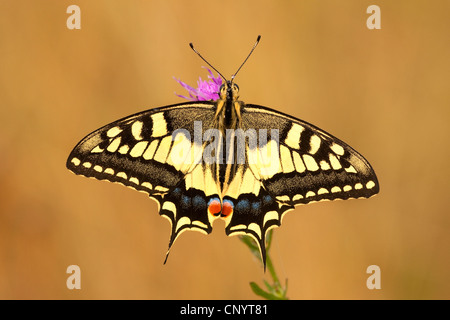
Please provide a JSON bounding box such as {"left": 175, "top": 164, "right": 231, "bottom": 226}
{"left": 67, "top": 36, "right": 379, "bottom": 269}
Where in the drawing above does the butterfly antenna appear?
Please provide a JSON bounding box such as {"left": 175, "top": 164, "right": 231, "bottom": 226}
{"left": 189, "top": 42, "right": 227, "bottom": 82}
{"left": 231, "top": 35, "right": 261, "bottom": 83}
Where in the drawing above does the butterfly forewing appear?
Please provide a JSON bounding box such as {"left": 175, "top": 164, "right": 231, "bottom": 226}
{"left": 242, "top": 104, "right": 379, "bottom": 204}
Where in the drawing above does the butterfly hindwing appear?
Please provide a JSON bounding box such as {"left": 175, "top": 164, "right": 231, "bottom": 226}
{"left": 223, "top": 169, "right": 294, "bottom": 268}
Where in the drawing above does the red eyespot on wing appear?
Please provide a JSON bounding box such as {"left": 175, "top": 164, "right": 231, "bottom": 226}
{"left": 208, "top": 198, "right": 222, "bottom": 217}
{"left": 221, "top": 200, "right": 234, "bottom": 217}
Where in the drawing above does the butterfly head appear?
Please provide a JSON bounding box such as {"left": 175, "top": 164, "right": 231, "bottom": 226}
{"left": 219, "top": 80, "right": 240, "bottom": 101}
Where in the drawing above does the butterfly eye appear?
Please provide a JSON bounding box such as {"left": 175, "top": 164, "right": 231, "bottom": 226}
{"left": 233, "top": 83, "right": 239, "bottom": 91}
{"left": 219, "top": 84, "right": 228, "bottom": 96}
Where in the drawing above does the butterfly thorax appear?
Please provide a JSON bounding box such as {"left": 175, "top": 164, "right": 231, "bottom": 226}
{"left": 210, "top": 81, "right": 244, "bottom": 199}
{"left": 215, "top": 80, "right": 242, "bottom": 129}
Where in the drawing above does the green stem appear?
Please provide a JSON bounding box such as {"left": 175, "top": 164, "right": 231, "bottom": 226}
{"left": 266, "top": 250, "right": 279, "bottom": 285}
{"left": 239, "top": 230, "right": 288, "bottom": 300}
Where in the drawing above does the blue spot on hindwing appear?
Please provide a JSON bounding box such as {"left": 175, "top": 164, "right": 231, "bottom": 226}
{"left": 236, "top": 199, "right": 251, "bottom": 214}
{"left": 193, "top": 195, "right": 206, "bottom": 210}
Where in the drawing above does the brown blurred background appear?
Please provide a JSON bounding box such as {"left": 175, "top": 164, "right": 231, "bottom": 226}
{"left": 0, "top": 0, "right": 449, "bottom": 299}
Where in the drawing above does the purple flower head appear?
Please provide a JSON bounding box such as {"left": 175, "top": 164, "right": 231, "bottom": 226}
{"left": 174, "top": 67, "right": 222, "bottom": 101}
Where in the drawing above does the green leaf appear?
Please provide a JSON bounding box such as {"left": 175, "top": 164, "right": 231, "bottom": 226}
{"left": 249, "top": 282, "right": 279, "bottom": 300}
{"left": 263, "top": 279, "right": 273, "bottom": 292}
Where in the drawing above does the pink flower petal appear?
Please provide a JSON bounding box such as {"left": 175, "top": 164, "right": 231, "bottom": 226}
{"left": 174, "top": 67, "right": 222, "bottom": 101}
